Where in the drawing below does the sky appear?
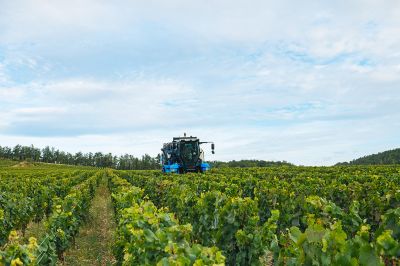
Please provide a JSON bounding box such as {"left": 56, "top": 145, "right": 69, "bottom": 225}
{"left": 0, "top": 0, "right": 399, "bottom": 165}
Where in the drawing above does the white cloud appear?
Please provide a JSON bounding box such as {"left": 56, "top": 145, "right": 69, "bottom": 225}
{"left": 13, "top": 106, "right": 65, "bottom": 113}
{"left": 0, "top": 87, "right": 25, "bottom": 99}
{"left": 0, "top": 77, "right": 197, "bottom": 133}
{"left": 1, "top": 1, "right": 398, "bottom": 44}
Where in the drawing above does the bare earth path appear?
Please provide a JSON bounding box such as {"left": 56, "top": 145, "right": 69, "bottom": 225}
{"left": 59, "top": 180, "right": 116, "bottom": 266}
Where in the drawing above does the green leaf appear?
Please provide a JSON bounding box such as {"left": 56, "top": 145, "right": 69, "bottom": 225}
{"left": 359, "top": 245, "right": 382, "bottom": 266}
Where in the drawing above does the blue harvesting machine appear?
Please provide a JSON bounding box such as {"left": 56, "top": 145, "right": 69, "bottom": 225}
{"left": 161, "top": 133, "right": 215, "bottom": 173}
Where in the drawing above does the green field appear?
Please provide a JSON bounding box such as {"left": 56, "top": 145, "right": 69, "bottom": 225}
{"left": 0, "top": 159, "right": 18, "bottom": 168}
{"left": 0, "top": 162, "right": 399, "bottom": 265}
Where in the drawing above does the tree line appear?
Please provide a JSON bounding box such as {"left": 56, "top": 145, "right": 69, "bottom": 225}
{"left": 336, "top": 148, "right": 400, "bottom": 165}
{"left": 0, "top": 144, "right": 160, "bottom": 170}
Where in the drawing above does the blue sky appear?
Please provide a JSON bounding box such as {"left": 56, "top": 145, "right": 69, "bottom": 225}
{"left": 0, "top": 0, "right": 400, "bottom": 165}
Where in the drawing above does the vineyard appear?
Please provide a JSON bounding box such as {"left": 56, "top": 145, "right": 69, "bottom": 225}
{"left": 0, "top": 164, "right": 399, "bottom": 265}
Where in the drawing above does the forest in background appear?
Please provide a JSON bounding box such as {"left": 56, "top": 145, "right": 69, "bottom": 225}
{"left": 0, "top": 144, "right": 294, "bottom": 170}
{"left": 336, "top": 148, "right": 400, "bottom": 165}
{"left": 0, "top": 144, "right": 159, "bottom": 170}
{"left": 3, "top": 144, "right": 399, "bottom": 170}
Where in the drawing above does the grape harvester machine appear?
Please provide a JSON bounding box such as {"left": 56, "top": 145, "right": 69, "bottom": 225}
{"left": 161, "top": 133, "right": 215, "bottom": 173}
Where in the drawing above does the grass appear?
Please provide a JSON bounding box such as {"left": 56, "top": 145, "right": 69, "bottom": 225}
{"left": 59, "top": 180, "right": 116, "bottom": 266}
{"left": 22, "top": 219, "right": 48, "bottom": 243}
{"left": 0, "top": 158, "right": 18, "bottom": 168}
{"left": 0, "top": 158, "right": 97, "bottom": 170}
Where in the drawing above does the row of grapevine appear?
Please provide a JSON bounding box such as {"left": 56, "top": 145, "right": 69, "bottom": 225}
{"left": 118, "top": 166, "right": 400, "bottom": 265}
{"left": 107, "top": 171, "right": 226, "bottom": 265}
{"left": 0, "top": 171, "right": 101, "bottom": 265}
{"left": 119, "top": 166, "right": 399, "bottom": 232}
{"left": 0, "top": 169, "right": 95, "bottom": 245}
{"left": 118, "top": 171, "right": 279, "bottom": 265}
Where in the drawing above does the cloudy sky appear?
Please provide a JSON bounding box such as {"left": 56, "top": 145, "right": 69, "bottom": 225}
{"left": 0, "top": 0, "right": 399, "bottom": 165}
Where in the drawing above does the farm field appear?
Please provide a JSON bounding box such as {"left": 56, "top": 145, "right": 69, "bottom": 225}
{"left": 2, "top": 1, "right": 399, "bottom": 265}
{"left": 0, "top": 163, "right": 399, "bottom": 265}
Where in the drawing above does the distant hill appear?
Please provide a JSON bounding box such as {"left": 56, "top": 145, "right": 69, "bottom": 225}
{"left": 336, "top": 148, "right": 400, "bottom": 165}
{"left": 210, "top": 159, "right": 293, "bottom": 168}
